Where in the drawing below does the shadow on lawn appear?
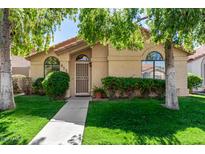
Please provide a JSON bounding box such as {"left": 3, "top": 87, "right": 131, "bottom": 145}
{"left": 12, "top": 95, "right": 64, "bottom": 120}
{"left": 0, "top": 119, "right": 27, "bottom": 145}
{"left": 85, "top": 96, "right": 205, "bottom": 145}
{"left": 0, "top": 95, "right": 64, "bottom": 145}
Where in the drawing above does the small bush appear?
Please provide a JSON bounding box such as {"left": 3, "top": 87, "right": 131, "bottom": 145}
{"left": 42, "top": 71, "right": 70, "bottom": 99}
{"left": 188, "top": 73, "right": 203, "bottom": 93}
{"left": 32, "top": 77, "right": 45, "bottom": 95}
{"left": 93, "top": 86, "right": 107, "bottom": 98}
{"left": 102, "top": 76, "right": 165, "bottom": 98}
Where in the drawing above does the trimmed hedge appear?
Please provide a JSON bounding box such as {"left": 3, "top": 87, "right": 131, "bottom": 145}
{"left": 101, "top": 76, "right": 165, "bottom": 98}
{"left": 93, "top": 86, "right": 107, "bottom": 98}
{"left": 188, "top": 73, "right": 203, "bottom": 93}
{"left": 42, "top": 71, "right": 70, "bottom": 99}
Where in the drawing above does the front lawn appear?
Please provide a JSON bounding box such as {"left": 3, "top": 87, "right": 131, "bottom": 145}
{"left": 0, "top": 95, "right": 64, "bottom": 145}
{"left": 83, "top": 95, "right": 205, "bottom": 145}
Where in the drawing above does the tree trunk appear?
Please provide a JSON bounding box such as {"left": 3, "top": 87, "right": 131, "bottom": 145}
{"left": 0, "top": 9, "right": 15, "bottom": 110}
{"left": 163, "top": 40, "right": 179, "bottom": 110}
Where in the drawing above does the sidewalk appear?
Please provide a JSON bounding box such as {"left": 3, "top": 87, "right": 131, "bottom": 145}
{"left": 29, "top": 97, "right": 91, "bottom": 145}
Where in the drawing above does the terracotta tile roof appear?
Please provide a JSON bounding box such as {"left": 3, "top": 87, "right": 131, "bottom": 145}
{"left": 54, "top": 40, "right": 86, "bottom": 54}
{"left": 26, "top": 37, "right": 79, "bottom": 59}
{"left": 188, "top": 45, "right": 205, "bottom": 62}
{"left": 53, "top": 36, "right": 78, "bottom": 49}
{"left": 26, "top": 32, "right": 190, "bottom": 60}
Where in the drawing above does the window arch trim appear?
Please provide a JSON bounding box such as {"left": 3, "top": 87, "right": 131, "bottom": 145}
{"left": 145, "top": 51, "right": 164, "bottom": 61}
{"left": 76, "top": 54, "right": 89, "bottom": 62}
{"left": 44, "top": 56, "right": 60, "bottom": 76}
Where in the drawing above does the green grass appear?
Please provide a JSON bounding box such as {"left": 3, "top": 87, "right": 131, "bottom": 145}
{"left": 83, "top": 95, "right": 205, "bottom": 145}
{"left": 0, "top": 95, "right": 64, "bottom": 145}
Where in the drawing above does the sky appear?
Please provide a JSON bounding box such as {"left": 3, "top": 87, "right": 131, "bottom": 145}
{"left": 51, "top": 18, "right": 79, "bottom": 45}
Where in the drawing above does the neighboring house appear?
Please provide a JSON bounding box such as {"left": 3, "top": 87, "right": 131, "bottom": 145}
{"left": 12, "top": 56, "right": 31, "bottom": 76}
{"left": 188, "top": 45, "right": 205, "bottom": 88}
{"left": 0, "top": 55, "right": 30, "bottom": 76}
{"left": 26, "top": 37, "right": 189, "bottom": 97}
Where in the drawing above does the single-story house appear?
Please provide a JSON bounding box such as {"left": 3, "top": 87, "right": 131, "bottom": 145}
{"left": 26, "top": 36, "right": 189, "bottom": 97}
{"left": 0, "top": 55, "right": 30, "bottom": 76}
{"left": 188, "top": 45, "right": 205, "bottom": 88}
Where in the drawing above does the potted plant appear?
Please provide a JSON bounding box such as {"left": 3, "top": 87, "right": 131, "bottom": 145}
{"left": 93, "top": 86, "right": 106, "bottom": 99}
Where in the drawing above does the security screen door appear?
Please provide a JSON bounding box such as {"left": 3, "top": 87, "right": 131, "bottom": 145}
{"left": 75, "top": 62, "right": 89, "bottom": 95}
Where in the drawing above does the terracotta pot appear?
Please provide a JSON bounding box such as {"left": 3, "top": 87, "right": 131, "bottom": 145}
{"left": 95, "top": 92, "right": 102, "bottom": 99}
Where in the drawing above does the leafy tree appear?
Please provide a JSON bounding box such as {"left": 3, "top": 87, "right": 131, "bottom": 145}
{"left": 78, "top": 8, "right": 205, "bottom": 110}
{"left": 0, "top": 8, "right": 77, "bottom": 110}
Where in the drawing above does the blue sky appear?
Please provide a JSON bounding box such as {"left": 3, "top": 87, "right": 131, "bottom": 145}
{"left": 51, "top": 18, "right": 79, "bottom": 45}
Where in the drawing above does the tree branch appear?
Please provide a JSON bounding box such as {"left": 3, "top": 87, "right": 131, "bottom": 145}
{"left": 135, "top": 16, "right": 148, "bottom": 23}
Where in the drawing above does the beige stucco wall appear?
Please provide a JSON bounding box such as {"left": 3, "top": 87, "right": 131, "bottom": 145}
{"left": 29, "top": 40, "right": 189, "bottom": 97}
{"left": 106, "top": 41, "right": 188, "bottom": 96}
{"left": 91, "top": 44, "right": 108, "bottom": 92}
{"left": 174, "top": 48, "right": 189, "bottom": 96}
{"left": 29, "top": 49, "right": 69, "bottom": 79}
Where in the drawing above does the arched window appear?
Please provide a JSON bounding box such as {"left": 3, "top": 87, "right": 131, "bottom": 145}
{"left": 76, "top": 54, "right": 89, "bottom": 61}
{"left": 146, "top": 51, "right": 163, "bottom": 61}
{"left": 142, "top": 51, "right": 165, "bottom": 79}
{"left": 44, "top": 56, "right": 60, "bottom": 76}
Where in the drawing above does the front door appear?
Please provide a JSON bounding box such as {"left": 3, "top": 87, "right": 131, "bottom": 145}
{"left": 75, "top": 62, "right": 90, "bottom": 95}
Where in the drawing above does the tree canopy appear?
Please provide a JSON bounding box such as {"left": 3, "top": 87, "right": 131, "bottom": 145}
{"left": 2, "top": 8, "right": 204, "bottom": 55}
{"left": 0, "top": 8, "right": 77, "bottom": 56}
{"left": 147, "top": 9, "right": 205, "bottom": 51}
{"left": 78, "top": 8, "right": 205, "bottom": 51}
{"left": 78, "top": 9, "right": 144, "bottom": 50}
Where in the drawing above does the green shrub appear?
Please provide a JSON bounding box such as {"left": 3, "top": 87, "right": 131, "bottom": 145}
{"left": 188, "top": 73, "right": 203, "bottom": 93}
{"left": 101, "top": 76, "right": 120, "bottom": 98}
{"left": 102, "top": 76, "right": 165, "bottom": 98}
{"left": 93, "top": 86, "right": 107, "bottom": 98}
{"left": 32, "top": 77, "right": 45, "bottom": 95}
{"left": 42, "top": 71, "right": 70, "bottom": 99}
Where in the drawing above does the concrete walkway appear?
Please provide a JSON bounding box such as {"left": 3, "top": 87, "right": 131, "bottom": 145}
{"left": 29, "top": 97, "right": 91, "bottom": 145}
